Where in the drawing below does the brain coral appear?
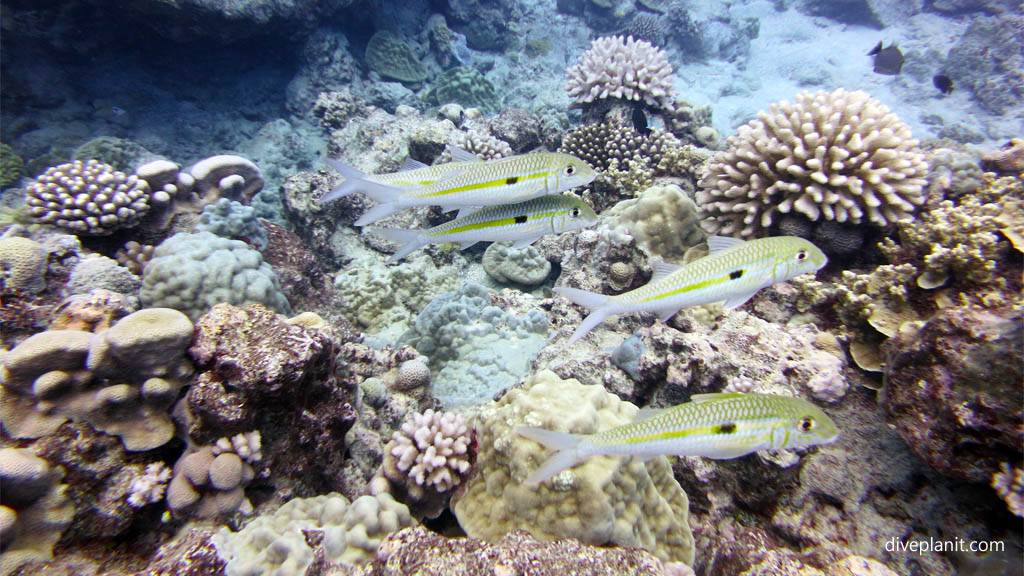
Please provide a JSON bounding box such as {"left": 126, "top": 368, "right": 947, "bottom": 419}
{"left": 25, "top": 159, "right": 153, "bottom": 235}
{"left": 140, "top": 231, "right": 290, "bottom": 321}
{"left": 565, "top": 35, "right": 676, "bottom": 111}
{"left": 697, "top": 89, "right": 928, "bottom": 238}
{"left": 451, "top": 369, "right": 694, "bottom": 565}
{"left": 0, "top": 236, "right": 48, "bottom": 294}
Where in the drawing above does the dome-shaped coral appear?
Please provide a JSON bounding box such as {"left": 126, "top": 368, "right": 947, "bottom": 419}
{"left": 696, "top": 89, "right": 928, "bottom": 238}
{"left": 25, "top": 160, "right": 152, "bottom": 235}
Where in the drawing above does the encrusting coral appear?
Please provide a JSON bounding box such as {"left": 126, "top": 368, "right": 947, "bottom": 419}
{"left": 0, "top": 448, "right": 74, "bottom": 576}
{"left": 482, "top": 242, "right": 552, "bottom": 286}
{"left": 565, "top": 35, "right": 676, "bottom": 111}
{"left": 600, "top": 183, "right": 705, "bottom": 262}
{"left": 140, "top": 231, "right": 291, "bottom": 321}
{"left": 697, "top": 89, "right": 928, "bottom": 238}
{"left": 365, "top": 31, "right": 429, "bottom": 83}
{"left": 0, "top": 308, "right": 195, "bottom": 451}
{"left": 211, "top": 492, "right": 416, "bottom": 575}
{"left": 451, "top": 369, "right": 695, "bottom": 566}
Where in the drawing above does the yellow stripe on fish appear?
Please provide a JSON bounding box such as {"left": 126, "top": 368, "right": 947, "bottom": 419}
{"left": 373, "top": 195, "right": 598, "bottom": 263}
{"left": 554, "top": 236, "right": 828, "bottom": 345}
{"left": 517, "top": 392, "right": 839, "bottom": 485}
{"left": 325, "top": 152, "right": 596, "bottom": 226}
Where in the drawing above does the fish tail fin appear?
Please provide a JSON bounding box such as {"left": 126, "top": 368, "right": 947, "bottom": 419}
{"left": 516, "top": 426, "right": 586, "bottom": 485}
{"left": 553, "top": 287, "right": 611, "bottom": 345}
{"left": 374, "top": 227, "right": 425, "bottom": 263}
{"left": 321, "top": 158, "right": 406, "bottom": 206}
{"left": 354, "top": 203, "right": 404, "bottom": 227}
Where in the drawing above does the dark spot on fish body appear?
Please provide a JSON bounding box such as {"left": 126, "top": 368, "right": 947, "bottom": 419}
{"left": 506, "top": 176, "right": 520, "bottom": 184}
{"left": 713, "top": 422, "right": 737, "bottom": 434}
{"left": 729, "top": 269, "right": 744, "bottom": 280}
{"left": 514, "top": 215, "right": 528, "bottom": 224}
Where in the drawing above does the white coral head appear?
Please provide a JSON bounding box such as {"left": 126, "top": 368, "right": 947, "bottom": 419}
{"left": 696, "top": 89, "right": 927, "bottom": 239}
{"left": 389, "top": 409, "right": 474, "bottom": 493}
{"left": 565, "top": 35, "right": 676, "bottom": 111}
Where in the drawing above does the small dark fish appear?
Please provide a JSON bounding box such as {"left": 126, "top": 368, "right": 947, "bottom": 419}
{"left": 933, "top": 74, "right": 954, "bottom": 94}
{"left": 871, "top": 42, "right": 904, "bottom": 76}
{"left": 632, "top": 104, "right": 650, "bottom": 136}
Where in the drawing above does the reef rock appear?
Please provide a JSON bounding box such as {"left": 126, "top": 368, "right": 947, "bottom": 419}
{"left": 883, "top": 306, "right": 1023, "bottom": 483}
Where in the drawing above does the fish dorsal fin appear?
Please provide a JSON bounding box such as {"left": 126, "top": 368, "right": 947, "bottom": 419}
{"left": 633, "top": 407, "right": 662, "bottom": 422}
{"left": 689, "top": 392, "right": 747, "bottom": 403}
{"left": 649, "top": 260, "right": 682, "bottom": 283}
{"left": 707, "top": 236, "right": 746, "bottom": 255}
{"left": 399, "top": 157, "right": 429, "bottom": 172}
{"left": 455, "top": 206, "right": 484, "bottom": 219}
{"left": 447, "top": 146, "right": 483, "bottom": 163}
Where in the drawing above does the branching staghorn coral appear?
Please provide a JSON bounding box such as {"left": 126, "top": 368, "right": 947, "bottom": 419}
{"left": 697, "top": 89, "right": 928, "bottom": 238}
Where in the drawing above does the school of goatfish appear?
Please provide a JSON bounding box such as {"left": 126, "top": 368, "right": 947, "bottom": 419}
{"left": 321, "top": 148, "right": 839, "bottom": 484}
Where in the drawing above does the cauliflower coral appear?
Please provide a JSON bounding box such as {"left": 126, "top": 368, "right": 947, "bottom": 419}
{"left": 565, "top": 35, "right": 676, "bottom": 111}
{"left": 387, "top": 409, "right": 472, "bottom": 493}
{"left": 697, "top": 89, "right": 928, "bottom": 238}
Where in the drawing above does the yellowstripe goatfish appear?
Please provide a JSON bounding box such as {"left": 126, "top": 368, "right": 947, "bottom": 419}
{"left": 517, "top": 392, "right": 839, "bottom": 485}
{"left": 322, "top": 152, "right": 596, "bottom": 226}
{"left": 374, "top": 195, "right": 598, "bottom": 263}
{"left": 321, "top": 154, "right": 480, "bottom": 200}
{"left": 555, "top": 236, "right": 828, "bottom": 345}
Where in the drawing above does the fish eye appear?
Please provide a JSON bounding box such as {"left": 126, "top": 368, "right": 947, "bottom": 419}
{"left": 564, "top": 165, "right": 576, "bottom": 175}
{"left": 798, "top": 417, "right": 815, "bottom": 432}
{"left": 796, "top": 251, "right": 807, "bottom": 261}
{"left": 570, "top": 207, "right": 581, "bottom": 217}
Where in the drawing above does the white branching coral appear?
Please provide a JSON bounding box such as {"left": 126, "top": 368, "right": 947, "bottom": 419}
{"left": 565, "top": 35, "right": 676, "bottom": 111}
{"left": 212, "top": 431, "right": 263, "bottom": 464}
{"left": 389, "top": 409, "right": 471, "bottom": 493}
{"left": 127, "top": 463, "right": 172, "bottom": 508}
{"left": 992, "top": 462, "right": 1024, "bottom": 517}
{"left": 697, "top": 89, "right": 928, "bottom": 238}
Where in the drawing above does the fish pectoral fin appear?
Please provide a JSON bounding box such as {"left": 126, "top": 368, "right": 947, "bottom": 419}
{"left": 458, "top": 241, "right": 479, "bottom": 250}
{"left": 447, "top": 146, "right": 484, "bottom": 163}
{"left": 649, "top": 260, "right": 682, "bottom": 283}
{"left": 707, "top": 236, "right": 746, "bottom": 255}
{"left": 722, "top": 290, "right": 758, "bottom": 310}
{"left": 512, "top": 235, "right": 543, "bottom": 249}
{"left": 455, "top": 207, "right": 481, "bottom": 219}
{"left": 656, "top": 308, "right": 680, "bottom": 322}
{"left": 441, "top": 205, "right": 460, "bottom": 214}
{"left": 399, "top": 157, "right": 429, "bottom": 171}
{"left": 704, "top": 446, "right": 756, "bottom": 460}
